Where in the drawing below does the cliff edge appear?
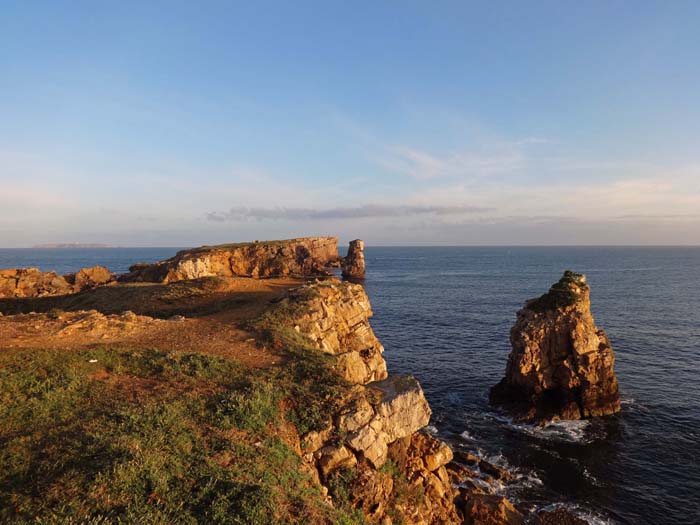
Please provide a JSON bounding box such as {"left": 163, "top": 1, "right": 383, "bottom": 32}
{"left": 119, "top": 237, "right": 340, "bottom": 283}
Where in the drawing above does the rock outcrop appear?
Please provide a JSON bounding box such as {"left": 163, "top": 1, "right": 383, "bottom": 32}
{"left": 490, "top": 271, "right": 620, "bottom": 423}
{"left": 119, "top": 237, "right": 340, "bottom": 283}
{"left": 276, "top": 279, "right": 459, "bottom": 523}
{"left": 0, "top": 266, "right": 116, "bottom": 299}
{"left": 276, "top": 280, "right": 388, "bottom": 384}
{"left": 342, "top": 239, "right": 366, "bottom": 280}
{"left": 0, "top": 268, "right": 73, "bottom": 298}
{"left": 64, "top": 265, "right": 115, "bottom": 291}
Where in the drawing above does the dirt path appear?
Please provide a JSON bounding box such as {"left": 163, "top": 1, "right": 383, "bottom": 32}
{"left": 0, "top": 276, "right": 304, "bottom": 368}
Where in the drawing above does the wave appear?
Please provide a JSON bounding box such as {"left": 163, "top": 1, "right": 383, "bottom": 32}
{"left": 484, "top": 411, "right": 599, "bottom": 444}
{"left": 537, "top": 503, "right": 616, "bottom": 525}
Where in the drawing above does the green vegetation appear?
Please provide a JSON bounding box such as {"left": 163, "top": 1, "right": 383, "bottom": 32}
{"left": 0, "top": 347, "right": 364, "bottom": 524}
{"left": 528, "top": 270, "right": 588, "bottom": 312}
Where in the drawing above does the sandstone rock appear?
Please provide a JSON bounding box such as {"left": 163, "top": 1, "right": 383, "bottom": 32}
{"left": 64, "top": 265, "right": 115, "bottom": 291}
{"left": 342, "top": 465, "right": 394, "bottom": 523}
{"left": 490, "top": 271, "right": 620, "bottom": 423}
{"left": 278, "top": 280, "right": 388, "bottom": 384}
{"left": 459, "top": 493, "right": 524, "bottom": 525}
{"left": 342, "top": 239, "right": 366, "bottom": 280}
{"left": 386, "top": 432, "right": 461, "bottom": 525}
{"left": 0, "top": 268, "right": 73, "bottom": 298}
{"left": 119, "top": 237, "right": 340, "bottom": 282}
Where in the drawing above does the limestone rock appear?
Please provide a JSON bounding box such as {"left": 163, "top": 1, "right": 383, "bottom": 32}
{"left": 490, "top": 271, "right": 620, "bottom": 423}
{"left": 119, "top": 237, "right": 340, "bottom": 282}
{"left": 278, "top": 280, "right": 388, "bottom": 384}
{"left": 345, "top": 376, "right": 432, "bottom": 468}
{"left": 342, "top": 239, "right": 366, "bottom": 280}
{"left": 0, "top": 268, "right": 72, "bottom": 298}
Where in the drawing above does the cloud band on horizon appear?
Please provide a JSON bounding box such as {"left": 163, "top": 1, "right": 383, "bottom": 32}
{"left": 205, "top": 203, "right": 493, "bottom": 222}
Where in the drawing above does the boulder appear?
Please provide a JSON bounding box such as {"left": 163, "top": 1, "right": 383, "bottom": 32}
{"left": 490, "top": 271, "right": 620, "bottom": 423}
{"left": 345, "top": 375, "right": 432, "bottom": 468}
{"left": 342, "top": 239, "right": 366, "bottom": 280}
{"left": 458, "top": 494, "right": 525, "bottom": 525}
{"left": 119, "top": 237, "right": 340, "bottom": 282}
{"left": 64, "top": 265, "right": 115, "bottom": 291}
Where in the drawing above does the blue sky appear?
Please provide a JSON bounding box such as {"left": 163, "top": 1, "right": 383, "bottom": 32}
{"left": 2, "top": 1, "right": 699, "bottom": 246}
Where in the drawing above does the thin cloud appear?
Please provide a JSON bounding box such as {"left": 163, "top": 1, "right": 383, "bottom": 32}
{"left": 206, "top": 204, "right": 492, "bottom": 222}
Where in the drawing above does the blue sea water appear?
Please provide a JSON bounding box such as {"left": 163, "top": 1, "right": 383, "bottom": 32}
{"left": 1, "top": 246, "right": 699, "bottom": 524}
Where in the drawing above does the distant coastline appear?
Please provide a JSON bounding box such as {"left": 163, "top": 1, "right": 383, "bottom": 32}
{"left": 31, "top": 243, "right": 114, "bottom": 249}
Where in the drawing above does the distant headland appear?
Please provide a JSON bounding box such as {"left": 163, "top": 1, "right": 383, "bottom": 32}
{"left": 31, "top": 243, "right": 113, "bottom": 249}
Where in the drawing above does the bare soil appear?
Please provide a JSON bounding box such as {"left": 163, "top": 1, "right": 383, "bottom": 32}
{"left": 0, "top": 276, "right": 304, "bottom": 368}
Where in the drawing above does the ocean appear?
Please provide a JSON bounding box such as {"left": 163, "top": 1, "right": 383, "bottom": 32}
{"left": 1, "top": 246, "right": 699, "bottom": 524}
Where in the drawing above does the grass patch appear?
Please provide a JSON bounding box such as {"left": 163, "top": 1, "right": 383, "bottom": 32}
{"left": 528, "top": 270, "right": 588, "bottom": 312}
{"left": 0, "top": 347, "right": 363, "bottom": 524}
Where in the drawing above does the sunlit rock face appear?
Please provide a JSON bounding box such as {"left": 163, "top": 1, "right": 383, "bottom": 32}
{"left": 342, "top": 239, "right": 366, "bottom": 280}
{"left": 281, "top": 280, "right": 388, "bottom": 384}
{"left": 0, "top": 265, "right": 115, "bottom": 298}
{"left": 490, "top": 271, "right": 620, "bottom": 423}
{"left": 119, "top": 237, "right": 340, "bottom": 282}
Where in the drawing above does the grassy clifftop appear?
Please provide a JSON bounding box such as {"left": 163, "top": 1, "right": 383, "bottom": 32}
{"left": 0, "top": 344, "right": 364, "bottom": 524}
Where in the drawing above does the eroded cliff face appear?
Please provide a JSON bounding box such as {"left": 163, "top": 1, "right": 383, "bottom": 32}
{"left": 275, "top": 280, "right": 388, "bottom": 384}
{"left": 119, "top": 237, "right": 340, "bottom": 283}
{"left": 490, "top": 271, "right": 620, "bottom": 423}
{"left": 0, "top": 266, "right": 115, "bottom": 298}
{"left": 266, "top": 279, "right": 461, "bottom": 524}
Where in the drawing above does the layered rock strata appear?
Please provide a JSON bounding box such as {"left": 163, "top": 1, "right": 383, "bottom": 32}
{"left": 0, "top": 266, "right": 115, "bottom": 298}
{"left": 280, "top": 280, "right": 388, "bottom": 384}
{"left": 490, "top": 271, "right": 620, "bottom": 423}
{"left": 119, "top": 237, "right": 339, "bottom": 283}
{"left": 342, "top": 239, "right": 366, "bottom": 279}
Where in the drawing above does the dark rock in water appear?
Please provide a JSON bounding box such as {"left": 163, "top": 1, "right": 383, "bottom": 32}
{"left": 534, "top": 507, "right": 588, "bottom": 525}
{"left": 457, "top": 493, "right": 525, "bottom": 525}
{"left": 490, "top": 271, "right": 620, "bottom": 423}
{"left": 342, "top": 239, "right": 366, "bottom": 280}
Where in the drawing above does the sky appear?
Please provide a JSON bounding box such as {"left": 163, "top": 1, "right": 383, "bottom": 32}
{"left": 2, "top": 1, "right": 700, "bottom": 247}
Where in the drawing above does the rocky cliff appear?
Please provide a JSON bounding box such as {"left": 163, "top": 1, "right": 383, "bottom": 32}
{"left": 119, "top": 237, "right": 340, "bottom": 283}
{"left": 490, "top": 271, "right": 620, "bottom": 423}
{"left": 262, "top": 279, "right": 461, "bottom": 524}
{"left": 0, "top": 266, "right": 115, "bottom": 298}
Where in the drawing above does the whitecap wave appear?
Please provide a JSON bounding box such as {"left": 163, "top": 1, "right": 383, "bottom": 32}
{"left": 459, "top": 429, "right": 475, "bottom": 441}
{"left": 538, "top": 503, "right": 616, "bottom": 525}
{"left": 509, "top": 419, "right": 595, "bottom": 444}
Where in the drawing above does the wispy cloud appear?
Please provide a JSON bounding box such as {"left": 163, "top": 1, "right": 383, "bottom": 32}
{"left": 206, "top": 203, "right": 492, "bottom": 222}
{"left": 376, "top": 145, "right": 525, "bottom": 180}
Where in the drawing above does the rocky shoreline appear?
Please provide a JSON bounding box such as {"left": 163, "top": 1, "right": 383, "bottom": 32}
{"left": 0, "top": 238, "right": 613, "bottom": 524}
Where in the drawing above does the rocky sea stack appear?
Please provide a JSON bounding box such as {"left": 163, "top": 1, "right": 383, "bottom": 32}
{"left": 490, "top": 271, "right": 621, "bottom": 423}
{"left": 342, "top": 239, "right": 366, "bottom": 280}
